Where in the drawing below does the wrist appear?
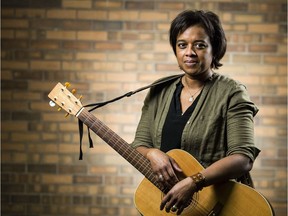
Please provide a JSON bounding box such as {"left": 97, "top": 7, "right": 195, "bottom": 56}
{"left": 190, "top": 172, "right": 206, "bottom": 191}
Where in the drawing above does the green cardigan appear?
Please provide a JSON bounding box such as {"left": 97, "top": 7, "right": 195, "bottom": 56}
{"left": 131, "top": 73, "right": 260, "bottom": 168}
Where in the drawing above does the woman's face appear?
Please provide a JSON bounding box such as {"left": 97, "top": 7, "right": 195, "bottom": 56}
{"left": 176, "top": 25, "right": 213, "bottom": 79}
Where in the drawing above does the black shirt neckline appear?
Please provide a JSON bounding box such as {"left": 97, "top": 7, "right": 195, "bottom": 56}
{"left": 160, "top": 81, "right": 201, "bottom": 152}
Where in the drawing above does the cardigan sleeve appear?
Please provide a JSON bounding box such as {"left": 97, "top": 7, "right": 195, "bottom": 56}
{"left": 226, "top": 83, "right": 260, "bottom": 161}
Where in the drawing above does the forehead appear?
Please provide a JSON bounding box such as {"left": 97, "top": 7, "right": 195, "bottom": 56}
{"left": 177, "top": 25, "right": 209, "bottom": 41}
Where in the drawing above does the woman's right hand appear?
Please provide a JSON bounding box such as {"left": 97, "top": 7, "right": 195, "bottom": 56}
{"left": 146, "top": 148, "right": 183, "bottom": 188}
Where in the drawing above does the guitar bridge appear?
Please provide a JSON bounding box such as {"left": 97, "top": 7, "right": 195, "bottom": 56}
{"left": 207, "top": 202, "right": 223, "bottom": 216}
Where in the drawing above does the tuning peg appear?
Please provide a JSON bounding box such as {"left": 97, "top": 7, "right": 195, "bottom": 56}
{"left": 57, "top": 107, "right": 62, "bottom": 111}
{"left": 79, "top": 95, "right": 83, "bottom": 100}
{"left": 72, "top": 89, "right": 76, "bottom": 94}
{"left": 65, "top": 113, "right": 69, "bottom": 118}
{"left": 49, "top": 100, "right": 56, "bottom": 107}
{"left": 65, "top": 82, "right": 71, "bottom": 88}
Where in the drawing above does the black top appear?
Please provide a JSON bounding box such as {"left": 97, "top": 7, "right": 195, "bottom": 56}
{"left": 160, "top": 81, "right": 200, "bottom": 153}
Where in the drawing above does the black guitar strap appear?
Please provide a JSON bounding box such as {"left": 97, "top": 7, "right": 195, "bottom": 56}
{"left": 78, "top": 74, "right": 183, "bottom": 160}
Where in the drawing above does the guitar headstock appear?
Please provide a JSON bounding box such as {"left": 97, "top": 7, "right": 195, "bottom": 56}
{"left": 48, "top": 82, "right": 83, "bottom": 116}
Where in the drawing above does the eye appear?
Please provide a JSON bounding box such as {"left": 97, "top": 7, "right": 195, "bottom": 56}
{"left": 193, "top": 42, "right": 208, "bottom": 50}
{"left": 177, "top": 42, "right": 187, "bottom": 49}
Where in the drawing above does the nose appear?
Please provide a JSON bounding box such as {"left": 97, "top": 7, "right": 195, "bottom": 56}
{"left": 185, "top": 44, "right": 197, "bottom": 56}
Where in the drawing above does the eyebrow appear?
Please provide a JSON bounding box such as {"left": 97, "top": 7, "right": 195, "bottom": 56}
{"left": 176, "top": 39, "right": 207, "bottom": 43}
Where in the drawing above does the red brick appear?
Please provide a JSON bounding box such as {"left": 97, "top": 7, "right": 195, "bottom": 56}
{"left": 2, "top": 19, "right": 29, "bottom": 28}
{"left": 15, "top": 9, "right": 45, "bottom": 18}
{"left": 77, "top": 10, "right": 107, "bottom": 20}
{"left": 158, "top": 2, "right": 184, "bottom": 10}
{"left": 62, "top": 0, "right": 92, "bottom": 8}
{"left": 264, "top": 55, "right": 287, "bottom": 64}
{"left": 62, "top": 41, "right": 92, "bottom": 50}
{"left": 1, "top": 8, "right": 15, "bottom": 17}
{"left": 42, "top": 174, "right": 73, "bottom": 184}
{"left": 77, "top": 31, "right": 108, "bottom": 41}
{"left": 31, "top": 60, "right": 61, "bottom": 70}
{"left": 125, "top": 1, "right": 154, "bottom": 9}
{"left": 219, "top": 2, "right": 248, "bottom": 11}
{"left": 1, "top": 39, "right": 28, "bottom": 50}
{"left": 74, "top": 176, "right": 102, "bottom": 184}
{"left": 125, "top": 22, "right": 153, "bottom": 30}
{"left": 46, "top": 30, "right": 76, "bottom": 40}
{"left": 94, "top": 1, "right": 122, "bottom": 9}
{"left": 62, "top": 20, "right": 92, "bottom": 30}
{"left": 95, "top": 42, "right": 122, "bottom": 50}
{"left": 227, "top": 44, "right": 246, "bottom": 52}
{"left": 248, "top": 24, "right": 279, "bottom": 33}
{"left": 108, "top": 11, "right": 138, "bottom": 21}
{"left": 59, "top": 165, "right": 87, "bottom": 174}
{"left": 1, "top": 30, "right": 14, "bottom": 38}
{"left": 249, "top": 45, "right": 277, "bottom": 52}
{"left": 156, "top": 63, "right": 179, "bottom": 71}
{"left": 233, "top": 55, "right": 261, "bottom": 63}
{"left": 14, "top": 50, "right": 42, "bottom": 59}
{"left": 44, "top": 51, "right": 74, "bottom": 60}
{"left": 139, "top": 11, "right": 168, "bottom": 21}
{"left": 30, "top": 19, "right": 59, "bottom": 29}
{"left": 47, "top": 9, "right": 76, "bottom": 19}
{"left": 31, "top": 40, "right": 60, "bottom": 49}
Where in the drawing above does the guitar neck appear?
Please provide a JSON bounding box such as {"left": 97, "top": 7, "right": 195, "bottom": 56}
{"left": 78, "top": 108, "right": 162, "bottom": 190}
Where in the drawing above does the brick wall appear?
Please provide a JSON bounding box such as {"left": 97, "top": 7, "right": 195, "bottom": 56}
{"left": 1, "top": 0, "right": 287, "bottom": 215}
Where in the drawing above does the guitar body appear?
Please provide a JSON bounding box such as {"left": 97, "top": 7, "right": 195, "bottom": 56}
{"left": 135, "top": 149, "right": 273, "bottom": 216}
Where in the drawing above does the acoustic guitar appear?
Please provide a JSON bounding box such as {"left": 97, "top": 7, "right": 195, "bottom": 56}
{"left": 48, "top": 82, "right": 274, "bottom": 216}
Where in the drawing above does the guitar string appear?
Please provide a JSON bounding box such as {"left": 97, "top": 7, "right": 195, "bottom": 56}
{"left": 82, "top": 111, "right": 210, "bottom": 215}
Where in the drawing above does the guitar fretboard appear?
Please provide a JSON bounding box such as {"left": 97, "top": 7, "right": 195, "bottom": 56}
{"left": 78, "top": 108, "right": 164, "bottom": 191}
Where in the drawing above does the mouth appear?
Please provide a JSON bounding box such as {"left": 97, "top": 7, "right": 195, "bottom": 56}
{"left": 184, "top": 59, "right": 198, "bottom": 67}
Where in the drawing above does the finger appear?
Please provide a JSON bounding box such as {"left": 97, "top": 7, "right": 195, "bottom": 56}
{"left": 176, "top": 206, "right": 185, "bottom": 215}
{"left": 158, "top": 174, "right": 164, "bottom": 182}
{"left": 165, "top": 167, "right": 179, "bottom": 186}
{"left": 165, "top": 202, "right": 177, "bottom": 213}
{"left": 169, "top": 158, "right": 183, "bottom": 183}
{"left": 169, "top": 169, "right": 179, "bottom": 182}
{"left": 160, "top": 201, "right": 165, "bottom": 211}
{"left": 159, "top": 172, "right": 174, "bottom": 189}
{"left": 160, "top": 193, "right": 171, "bottom": 211}
{"left": 171, "top": 204, "right": 178, "bottom": 213}
{"left": 161, "top": 171, "right": 169, "bottom": 181}
{"left": 163, "top": 196, "right": 177, "bottom": 213}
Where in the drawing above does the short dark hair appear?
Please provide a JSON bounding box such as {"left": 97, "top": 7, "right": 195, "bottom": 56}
{"left": 169, "top": 10, "right": 227, "bottom": 69}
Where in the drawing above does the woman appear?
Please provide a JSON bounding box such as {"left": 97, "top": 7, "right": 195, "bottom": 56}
{"left": 131, "top": 10, "right": 260, "bottom": 215}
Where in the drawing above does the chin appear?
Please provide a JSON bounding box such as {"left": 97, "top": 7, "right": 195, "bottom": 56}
{"left": 183, "top": 68, "right": 201, "bottom": 76}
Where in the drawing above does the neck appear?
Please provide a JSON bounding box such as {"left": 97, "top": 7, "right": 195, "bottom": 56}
{"left": 183, "top": 76, "right": 204, "bottom": 90}
{"left": 185, "top": 69, "right": 213, "bottom": 86}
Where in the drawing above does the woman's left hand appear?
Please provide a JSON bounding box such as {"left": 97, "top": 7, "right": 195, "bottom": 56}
{"left": 160, "top": 176, "right": 196, "bottom": 215}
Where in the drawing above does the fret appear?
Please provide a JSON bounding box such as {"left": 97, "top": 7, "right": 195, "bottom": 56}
{"left": 98, "top": 124, "right": 110, "bottom": 140}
